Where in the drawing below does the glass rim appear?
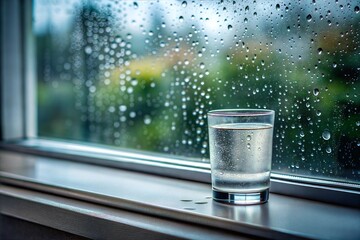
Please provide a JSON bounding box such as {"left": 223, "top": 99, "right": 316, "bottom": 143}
{"left": 208, "top": 109, "right": 274, "bottom": 117}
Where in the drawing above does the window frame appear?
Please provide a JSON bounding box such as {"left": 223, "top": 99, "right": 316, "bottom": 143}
{"left": 1, "top": 0, "right": 359, "bottom": 208}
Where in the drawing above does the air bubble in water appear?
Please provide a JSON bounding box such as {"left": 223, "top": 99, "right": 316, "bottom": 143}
{"left": 322, "top": 130, "right": 331, "bottom": 140}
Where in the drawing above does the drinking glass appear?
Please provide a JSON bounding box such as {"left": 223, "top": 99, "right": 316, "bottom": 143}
{"left": 208, "top": 109, "right": 275, "bottom": 205}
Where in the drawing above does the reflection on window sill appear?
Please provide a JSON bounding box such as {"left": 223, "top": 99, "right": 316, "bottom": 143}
{"left": 0, "top": 150, "right": 359, "bottom": 240}
{"left": 1, "top": 138, "right": 359, "bottom": 208}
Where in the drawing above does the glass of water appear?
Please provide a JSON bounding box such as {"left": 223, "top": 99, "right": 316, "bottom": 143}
{"left": 208, "top": 109, "right": 275, "bottom": 205}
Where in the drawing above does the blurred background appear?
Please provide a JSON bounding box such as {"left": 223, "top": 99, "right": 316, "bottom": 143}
{"left": 34, "top": 0, "right": 359, "bottom": 183}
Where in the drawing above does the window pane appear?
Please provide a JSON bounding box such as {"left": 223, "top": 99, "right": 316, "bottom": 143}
{"left": 34, "top": 0, "right": 360, "bottom": 184}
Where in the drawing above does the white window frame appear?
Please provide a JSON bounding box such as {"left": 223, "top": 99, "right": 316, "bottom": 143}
{"left": 1, "top": 0, "right": 359, "bottom": 208}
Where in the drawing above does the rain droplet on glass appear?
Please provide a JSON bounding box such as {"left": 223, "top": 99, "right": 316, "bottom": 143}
{"left": 322, "top": 130, "right": 331, "bottom": 140}
{"left": 306, "top": 14, "right": 312, "bottom": 22}
{"left": 355, "top": 6, "right": 360, "bottom": 13}
{"left": 317, "top": 48, "right": 323, "bottom": 55}
{"left": 313, "top": 88, "right": 319, "bottom": 96}
{"left": 326, "top": 146, "right": 332, "bottom": 153}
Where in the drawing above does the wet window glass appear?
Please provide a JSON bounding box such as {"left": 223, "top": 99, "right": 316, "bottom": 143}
{"left": 34, "top": 0, "right": 360, "bottom": 184}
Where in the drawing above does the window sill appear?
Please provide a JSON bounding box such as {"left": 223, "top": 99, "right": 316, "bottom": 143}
{"left": 0, "top": 150, "right": 359, "bottom": 239}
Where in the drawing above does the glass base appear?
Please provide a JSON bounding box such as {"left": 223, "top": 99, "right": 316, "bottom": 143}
{"left": 213, "top": 189, "right": 269, "bottom": 205}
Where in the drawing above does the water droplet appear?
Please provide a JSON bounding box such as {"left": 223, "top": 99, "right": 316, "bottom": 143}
{"left": 322, "top": 130, "right": 331, "bottom": 140}
{"left": 326, "top": 146, "right": 332, "bottom": 153}
{"left": 244, "top": 18, "right": 248, "bottom": 23}
{"left": 245, "top": 5, "right": 249, "bottom": 11}
{"left": 300, "top": 131, "right": 305, "bottom": 138}
{"left": 85, "top": 46, "right": 92, "bottom": 55}
{"left": 276, "top": 4, "right": 280, "bottom": 10}
{"left": 227, "top": 24, "right": 233, "bottom": 30}
{"left": 126, "top": 33, "right": 132, "bottom": 40}
{"left": 181, "top": 199, "right": 192, "bottom": 202}
{"left": 247, "top": 143, "right": 251, "bottom": 150}
{"left": 355, "top": 6, "right": 360, "bottom": 13}
{"left": 119, "top": 105, "right": 127, "bottom": 112}
{"left": 159, "top": 41, "right": 165, "bottom": 47}
{"left": 133, "top": 2, "right": 138, "bottom": 8}
{"left": 89, "top": 86, "right": 96, "bottom": 93}
{"left": 144, "top": 116, "right": 151, "bottom": 125}
{"left": 313, "top": 88, "right": 319, "bottom": 96}
{"left": 129, "top": 112, "right": 136, "bottom": 118}
{"left": 332, "top": 62, "right": 337, "bottom": 68}
{"left": 317, "top": 48, "right": 323, "bottom": 55}
{"left": 199, "top": 62, "right": 205, "bottom": 69}
{"left": 316, "top": 110, "right": 322, "bottom": 116}
{"left": 246, "top": 135, "right": 251, "bottom": 141}
{"left": 183, "top": 207, "right": 195, "bottom": 210}
{"left": 108, "top": 106, "right": 115, "bottom": 113}
{"left": 179, "top": 16, "right": 184, "bottom": 22}
{"left": 194, "top": 201, "right": 208, "bottom": 204}
{"left": 181, "top": 1, "right": 187, "bottom": 7}
{"left": 306, "top": 14, "right": 312, "bottom": 22}
{"left": 219, "top": 171, "right": 224, "bottom": 175}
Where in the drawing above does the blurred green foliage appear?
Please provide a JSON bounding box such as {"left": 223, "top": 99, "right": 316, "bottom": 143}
{"left": 37, "top": 1, "right": 359, "bottom": 183}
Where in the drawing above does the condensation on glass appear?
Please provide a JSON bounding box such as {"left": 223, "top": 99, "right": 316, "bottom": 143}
{"left": 34, "top": 0, "right": 360, "bottom": 184}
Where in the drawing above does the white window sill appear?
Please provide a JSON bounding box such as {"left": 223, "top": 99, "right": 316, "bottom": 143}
{"left": 0, "top": 150, "right": 359, "bottom": 239}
